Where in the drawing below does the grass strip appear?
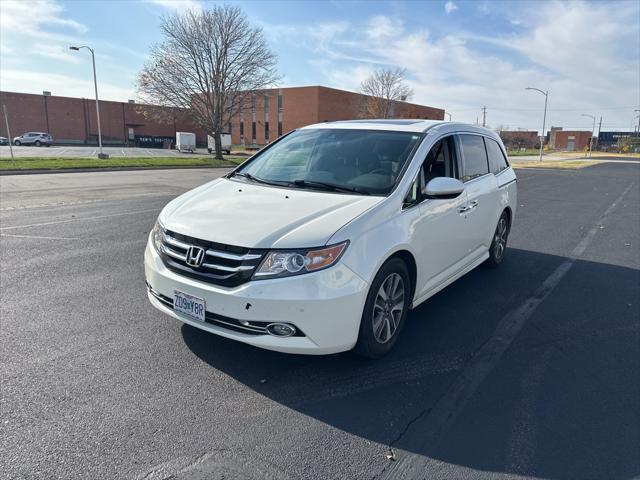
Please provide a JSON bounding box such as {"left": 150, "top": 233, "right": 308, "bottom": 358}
{"left": 0, "top": 156, "right": 246, "bottom": 171}
{"left": 512, "top": 160, "right": 602, "bottom": 169}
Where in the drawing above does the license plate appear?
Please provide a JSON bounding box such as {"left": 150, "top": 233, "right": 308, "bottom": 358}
{"left": 173, "top": 290, "right": 206, "bottom": 322}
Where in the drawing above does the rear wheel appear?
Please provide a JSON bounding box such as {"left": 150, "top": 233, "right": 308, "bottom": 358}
{"left": 35, "top": 140, "right": 42, "bottom": 146}
{"left": 485, "top": 211, "right": 509, "bottom": 268}
{"left": 14, "top": 140, "right": 21, "bottom": 146}
{"left": 354, "top": 257, "right": 411, "bottom": 358}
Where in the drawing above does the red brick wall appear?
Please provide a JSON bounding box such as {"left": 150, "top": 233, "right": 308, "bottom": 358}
{"left": 554, "top": 131, "right": 593, "bottom": 151}
{"left": 317, "top": 86, "right": 444, "bottom": 123}
{"left": 0, "top": 91, "right": 206, "bottom": 145}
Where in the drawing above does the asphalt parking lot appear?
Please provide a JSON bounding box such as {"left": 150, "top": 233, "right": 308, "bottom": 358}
{"left": 0, "top": 145, "right": 214, "bottom": 158}
{"left": 1, "top": 163, "right": 639, "bottom": 479}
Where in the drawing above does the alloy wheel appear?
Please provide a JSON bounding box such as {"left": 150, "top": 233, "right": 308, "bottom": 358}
{"left": 372, "top": 273, "right": 405, "bottom": 344}
{"left": 493, "top": 216, "right": 508, "bottom": 260}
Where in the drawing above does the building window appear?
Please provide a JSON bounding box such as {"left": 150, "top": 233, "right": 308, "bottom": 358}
{"left": 240, "top": 121, "right": 244, "bottom": 136}
{"left": 264, "top": 95, "right": 269, "bottom": 113}
{"left": 278, "top": 121, "right": 282, "bottom": 137}
{"left": 265, "top": 122, "right": 269, "bottom": 141}
{"left": 251, "top": 95, "right": 256, "bottom": 113}
{"left": 277, "top": 94, "right": 283, "bottom": 112}
{"left": 252, "top": 122, "right": 256, "bottom": 142}
{"left": 228, "top": 122, "right": 232, "bottom": 135}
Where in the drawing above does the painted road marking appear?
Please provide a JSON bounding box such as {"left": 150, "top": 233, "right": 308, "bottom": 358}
{"left": 382, "top": 180, "right": 636, "bottom": 479}
{"left": 0, "top": 208, "right": 159, "bottom": 230}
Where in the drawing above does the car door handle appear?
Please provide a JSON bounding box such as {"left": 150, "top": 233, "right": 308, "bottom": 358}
{"left": 458, "top": 201, "right": 479, "bottom": 213}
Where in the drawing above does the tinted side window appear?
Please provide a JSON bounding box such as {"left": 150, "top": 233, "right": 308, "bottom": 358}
{"left": 459, "top": 134, "right": 489, "bottom": 181}
{"left": 485, "top": 138, "right": 509, "bottom": 173}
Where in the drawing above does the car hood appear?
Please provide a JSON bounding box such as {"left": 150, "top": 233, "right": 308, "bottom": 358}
{"left": 161, "top": 178, "right": 384, "bottom": 249}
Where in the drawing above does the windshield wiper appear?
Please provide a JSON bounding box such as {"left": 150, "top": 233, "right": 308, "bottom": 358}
{"left": 230, "top": 172, "right": 285, "bottom": 187}
{"left": 290, "top": 179, "right": 370, "bottom": 195}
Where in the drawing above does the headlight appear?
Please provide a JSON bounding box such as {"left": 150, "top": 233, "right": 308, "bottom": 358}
{"left": 254, "top": 241, "right": 349, "bottom": 279}
{"left": 152, "top": 220, "right": 165, "bottom": 253}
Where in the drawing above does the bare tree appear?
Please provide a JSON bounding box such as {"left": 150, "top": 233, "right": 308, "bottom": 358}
{"left": 359, "top": 68, "right": 414, "bottom": 119}
{"left": 137, "top": 6, "right": 279, "bottom": 159}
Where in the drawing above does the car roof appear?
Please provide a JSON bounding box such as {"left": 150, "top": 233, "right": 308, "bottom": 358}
{"left": 301, "top": 119, "right": 500, "bottom": 139}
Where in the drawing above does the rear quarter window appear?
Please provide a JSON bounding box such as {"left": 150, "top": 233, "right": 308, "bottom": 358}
{"left": 459, "top": 134, "right": 489, "bottom": 181}
{"left": 485, "top": 138, "right": 509, "bottom": 173}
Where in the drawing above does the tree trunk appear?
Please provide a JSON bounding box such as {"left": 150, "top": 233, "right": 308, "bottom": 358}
{"left": 214, "top": 131, "right": 223, "bottom": 161}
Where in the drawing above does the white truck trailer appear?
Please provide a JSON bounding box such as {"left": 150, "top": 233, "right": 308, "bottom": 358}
{"left": 175, "top": 132, "right": 196, "bottom": 153}
{"left": 207, "top": 133, "right": 232, "bottom": 155}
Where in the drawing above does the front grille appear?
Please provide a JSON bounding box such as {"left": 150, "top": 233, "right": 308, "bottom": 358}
{"left": 147, "top": 283, "right": 304, "bottom": 337}
{"left": 160, "top": 230, "right": 264, "bottom": 287}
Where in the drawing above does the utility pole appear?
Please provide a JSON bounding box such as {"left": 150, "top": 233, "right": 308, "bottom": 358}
{"left": 581, "top": 113, "right": 595, "bottom": 158}
{"left": 2, "top": 104, "right": 14, "bottom": 160}
{"left": 482, "top": 105, "right": 487, "bottom": 127}
{"left": 636, "top": 110, "right": 640, "bottom": 137}
{"left": 596, "top": 116, "right": 602, "bottom": 151}
{"left": 525, "top": 87, "right": 549, "bottom": 162}
{"left": 70, "top": 45, "right": 108, "bottom": 159}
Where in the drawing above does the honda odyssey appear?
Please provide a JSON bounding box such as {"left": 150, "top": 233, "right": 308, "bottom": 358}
{"left": 145, "top": 120, "right": 517, "bottom": 358}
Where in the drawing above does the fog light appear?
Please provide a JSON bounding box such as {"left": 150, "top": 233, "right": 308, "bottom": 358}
{"left": 266, "top": 323, "right": 296, "bottom": 337}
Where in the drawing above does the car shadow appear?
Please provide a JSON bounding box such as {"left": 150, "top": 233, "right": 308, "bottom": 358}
{"left": 181, "top": 248, "right": 639, "bottom": 479}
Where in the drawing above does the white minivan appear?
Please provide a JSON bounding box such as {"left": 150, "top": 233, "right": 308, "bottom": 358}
{"left": 145, "top": 120, "right": 517, "bottom": 358}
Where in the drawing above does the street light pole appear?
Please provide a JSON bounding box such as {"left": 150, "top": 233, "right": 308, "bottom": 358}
{"left": 70, "top": 45, "right": 107, "bottom": 158}
{"left": 525, "top": 87, "right": 548, "bottom": 162}
{"left": 635, "top": 109, "right": 640, "bottom": 137}
{"left": 445, "top": 112, "right": 452, "bottom": 121}
{"left": 581, "top": 114, "right": 595, "bottom": 158}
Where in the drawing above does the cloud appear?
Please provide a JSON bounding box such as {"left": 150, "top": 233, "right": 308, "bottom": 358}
{"left": 444, "top": 1, "right": 458, "bottom": 14}
{"left": 0, "top": 0, "right": 89, "bottom": 66}
{"left": 0, "top": 0, "right": 88, "bottom": 36}
{"left": 365, "top": 16, "right": 404, "bottom": 40}
{"left": 267, "top": 1, "right": 638, "bottom": 131}
{"left": 0, "top": 69, "right": 134, "bottom": 102}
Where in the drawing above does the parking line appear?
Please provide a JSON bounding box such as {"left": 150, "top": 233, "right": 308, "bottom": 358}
{"left": 1, "top": 233, "right": 76, "bottom": 240}
{"left": 0, "top": 208, "right": 159, "bottom": 230}
{"left": 382, "top": 180, "right": 636, "bottom": 478}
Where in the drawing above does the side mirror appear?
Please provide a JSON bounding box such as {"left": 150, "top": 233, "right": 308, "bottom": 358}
{"left": 423, "top": 177, "right": 464, "bottom": 199}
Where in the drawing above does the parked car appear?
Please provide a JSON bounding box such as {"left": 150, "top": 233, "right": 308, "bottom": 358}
{"left": 145, "top": 120, "right": 517, "bottom": 358}
{"left": 13, "top": 132, "right": 53, "bottom": 146}
{"left": 0, "top": 137, "right": 8, "bottom": 145}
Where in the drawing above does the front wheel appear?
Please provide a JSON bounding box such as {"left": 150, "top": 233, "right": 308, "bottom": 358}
{"left": 484, "top": 211, "right": 509, "bottom": 268}
{"left": 13, "top": 140, "right": 21, "bottom": 146}
{"left": 354, "top": 258, "right": 411, "bottom": 358}
{"left": 35, "top": 140, "right": 42, "bottom": 146}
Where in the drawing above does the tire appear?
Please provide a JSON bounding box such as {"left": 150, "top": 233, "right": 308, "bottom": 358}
{"left": 35, "top": 140, "right": 42, "bottom": 146}
{"left": 207, "top": 148, "right": 212, "bottom": 154}
{"left": 14, "top": 140, "right": 20, "bottom": 146}
{"left": 484, "top": 211, "right": 510, "bottom": 268}
{"left": 354, "top": 257, "right": 411, "bottom": 358}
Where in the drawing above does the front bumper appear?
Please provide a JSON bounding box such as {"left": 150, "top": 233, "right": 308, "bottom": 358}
{"left": 144, "top": 238, "right": 369, "bottom": 355}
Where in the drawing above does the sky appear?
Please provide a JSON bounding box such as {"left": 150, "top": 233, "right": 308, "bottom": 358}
{"left": 1, "top": 0, "right": 638, "bottom": 133}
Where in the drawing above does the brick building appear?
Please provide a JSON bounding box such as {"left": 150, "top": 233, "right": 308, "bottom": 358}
{"left": 0, "top": 86, "right": 443, "bottom": 147}
{"left": 0, "top": 90, "right": 206, "bottom": 147}
{"left": 553, "top": 131, "right": 593, "bottom": 151}
{"left": 229, "top": 86, "right": 444, "bottom": 146}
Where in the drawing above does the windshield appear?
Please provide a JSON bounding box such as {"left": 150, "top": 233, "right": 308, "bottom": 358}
{"left": 235, "top": 129, "right": 421, "bottom": 195}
